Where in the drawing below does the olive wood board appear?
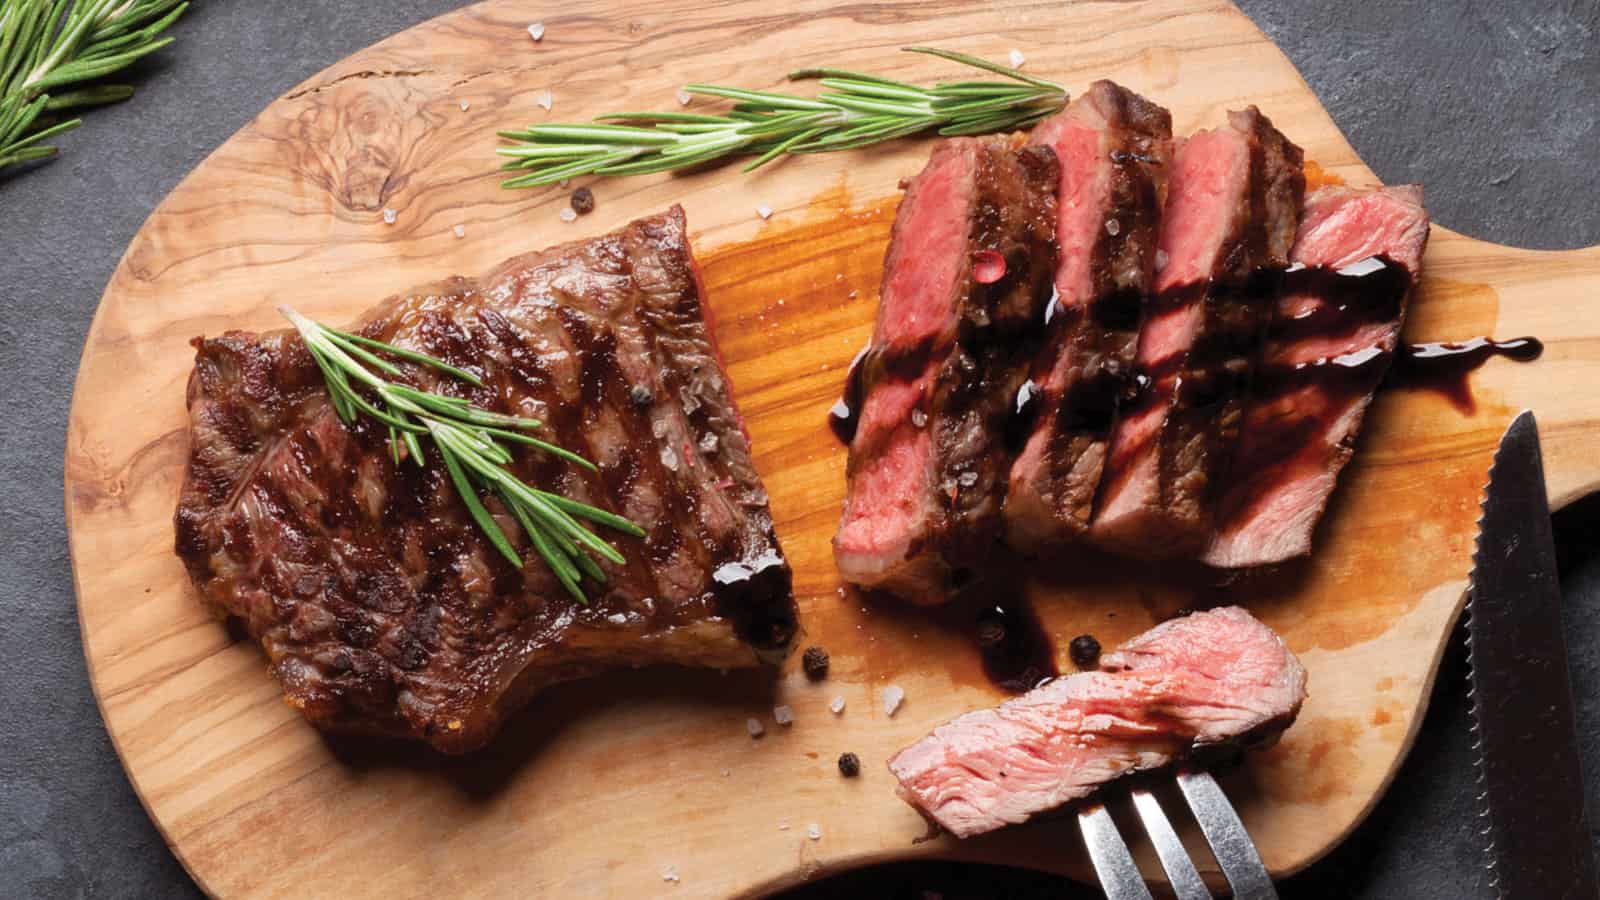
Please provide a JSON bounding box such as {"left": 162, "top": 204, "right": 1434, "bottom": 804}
{"left": 64, "top": 0, "right": 1600, "bottom": 896}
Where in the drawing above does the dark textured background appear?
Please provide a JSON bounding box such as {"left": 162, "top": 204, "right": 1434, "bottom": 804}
{"left": 1, "top": 1, "right": 1596, "bottom": 897}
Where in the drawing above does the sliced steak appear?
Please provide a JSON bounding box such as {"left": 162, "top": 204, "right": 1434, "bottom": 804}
{"left": 174, "top": 206, "right": 798, "bottom": 753}
{"left": 1005, "top": 81, "right": 1173, "bottom": 548}
{"left": 834, "top": 135, "right": 1058, "bottom": 600}
{"left": 888, "top": 606, "right": 1306, "bottom": 838}
{"left": 1092, "top": 108, "right": 1304, "bottom": 556}
{"left": 1204, "top": 185, "right": 1430, "bottom": 567}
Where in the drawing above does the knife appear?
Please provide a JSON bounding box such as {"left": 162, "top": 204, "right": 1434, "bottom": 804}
{"left": 1467, "top": 410, "right": 1598, "bottom": 899}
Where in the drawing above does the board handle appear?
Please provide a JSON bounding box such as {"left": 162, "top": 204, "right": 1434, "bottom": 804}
{"left": 1411, "top": 229, "right": 1600, "bottom": 509}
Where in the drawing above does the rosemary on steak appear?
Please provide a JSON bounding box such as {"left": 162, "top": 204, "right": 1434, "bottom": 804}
{"left": 281, "top": 307, "right": 644, "bottom": 604}
{"left": 0, "top": 0, "right": 188, "bottom": 173}
{"left": 496, "top": 47, "right": 1066, "bottom": 188}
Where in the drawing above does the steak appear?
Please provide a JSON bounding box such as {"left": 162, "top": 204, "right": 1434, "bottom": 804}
{"left": 1204, "top": 185, "right": 1430, "bottom": 567}
{"left": 174, "top": 206, "right": 798, "bottom": 754}
{"left": 1093, "top": 108, "right": 1304, "bottom": 556}
{"left": 888, "top": 606, "right": 1306, "bottom": 838}
{"left": 1005, "top": 81, "right": 1173, "bottom": 549}
{"left": 834, "top": 135, "right": 1058, "bottom": 600}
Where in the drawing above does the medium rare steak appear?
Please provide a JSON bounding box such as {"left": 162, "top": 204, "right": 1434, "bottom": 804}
{"left": 174, "top": 206, "right": 798, "bottom": 753}
{"left": 834, "top": 135, "right": 1058, "bottom": 600}
{"left": 888, "top": 607, "right": 1306, "bottom": 838}
{"left": 1005, "top": 81, "right": 1173, "bottom": 548}
{"left": 1204, "top": 185, "right": 1430, "bottom": 567}
{"left": 1093, "top": 108, "right": 1304, "bottom": 556}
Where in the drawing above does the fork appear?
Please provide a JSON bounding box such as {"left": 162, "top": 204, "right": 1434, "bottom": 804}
{"left": 1078, "top": 769, "right": 1278, "bottom": 900}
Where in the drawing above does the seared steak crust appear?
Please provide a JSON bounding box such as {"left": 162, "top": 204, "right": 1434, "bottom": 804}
{"left": 175, "top": 206, "right": 797, "bottom": 753}
{"left": 1204, "top": 185, "right": 1430, "bottom": 567}
{"left": 834, "top": 135, "right": 1059, "bottom": 600}
{"left": 1094, "top": 108, "right": 1305, "bottom": 555}
{"left": 1006, "top": 81, "right": 1173, "bottom": 547}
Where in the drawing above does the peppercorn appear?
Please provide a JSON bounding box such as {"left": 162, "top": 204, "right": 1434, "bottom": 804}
{"left": 570, "top": 186, "right": 595, "bottom": 215}
{"left": 802, "top": 645, "right": 830, "bottom": 680}
{"left": 837, "top": 752, "right": 860, "bottom": 777}
{"left": 1068, "top": 634, "right": 1102, "bottom": 669}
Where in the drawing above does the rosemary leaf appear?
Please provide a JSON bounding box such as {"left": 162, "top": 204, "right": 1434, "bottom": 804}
{"left": 283, "top": 307, "right": 639, "bottom": 604}
{"left": 0, "top": 0, "right": 186, "bottom": 176}
{"left": 497, "top": 47, "right": 1067, "bottom": 188}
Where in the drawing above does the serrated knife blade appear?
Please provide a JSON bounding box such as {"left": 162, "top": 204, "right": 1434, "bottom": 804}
{"left": 1467, "top": 410, "right": 1597, "bottom": 899}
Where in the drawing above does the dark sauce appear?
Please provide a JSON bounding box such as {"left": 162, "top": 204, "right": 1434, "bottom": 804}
{"left": 974, "top": 601, "right": 1059, "bottom": 693}
{"left": 1269, "top": 255, "right": 1410, "bottom": 343}
{"left": 828, "top": 343, "right": 872, "bottom": 444}
{"left": 1392, "top": 336, "right": 1544, "bottom": 413}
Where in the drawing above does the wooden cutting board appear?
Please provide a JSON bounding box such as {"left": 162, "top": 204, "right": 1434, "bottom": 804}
{"left": 64, "top": 1, "right": 1600, "bottom": 896}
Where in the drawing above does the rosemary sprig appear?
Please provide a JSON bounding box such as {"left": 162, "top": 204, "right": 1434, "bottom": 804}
{"left": 281, "top": 307, "right": 645, "bottom": 604}
{"left": 0, "top": 0, "right": 188, "bottom": 173}
{"left": 496, "top": 47, "right": 1066, "bottom": 188}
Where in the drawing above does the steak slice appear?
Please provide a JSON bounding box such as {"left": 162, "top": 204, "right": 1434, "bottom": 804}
{"left": 1005, "top": 81, "right": 1173, "bottom": 549}
{"left": 834, "top": 135, "right": 1058, "bottom": 600}
{"left": 888, "top": 606, "right": 1306, "bottom": 838}
{"left": 174, "top": 206, "right": 798, "bottom": 753}
{"left": 1092, "top": 108, "right": 1304, "bottom": 556}
{"left": 1203, "top": 185, "right": 1430, "bottom": 567}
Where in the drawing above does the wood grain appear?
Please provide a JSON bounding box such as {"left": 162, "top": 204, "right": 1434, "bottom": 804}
{"left": 64, "top": 1, "right": 1600, "bottom": 897}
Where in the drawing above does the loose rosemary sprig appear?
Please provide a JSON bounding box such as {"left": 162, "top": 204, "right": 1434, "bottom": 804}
{"left": 0, "top": 0, "right": 188, "bottom": 173}
{"left": 496, "top": 47, "right": 1066, "bottom": 188}
{"left": 281, "top": 307, "right": 645, "bottom": 604}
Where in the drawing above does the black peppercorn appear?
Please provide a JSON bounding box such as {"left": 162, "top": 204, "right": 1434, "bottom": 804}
{"left": 802, "top": 645, "right": 830, "bottom": 680}
{"left": 837, "top": 752, "right": 860, "bottom": 777}
{"left": 570, "top": 186, "right": 595, "bottom": 215}
{"left": 1068, "top": 634, "right": 1101, "bottom": 669}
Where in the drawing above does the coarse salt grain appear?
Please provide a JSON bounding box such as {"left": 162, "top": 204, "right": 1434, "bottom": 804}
{"left": 677, "top": 88, "right": 692, "bottom": 106}
{"left": 459, "top": 99, "right": 470, "bottom": 111}
{"left": 527, "top": 22, "right": 546, "bottom": 41}
{"left": 453, "top": 224, "right": 466, "bottom": 238}
{"left": 757, "top": 204, "right": 773, "bottom": 220}
{"left": 881, "top": 684, "right": 905, "bottom": 716}
{"left": 746, "top": 717, "right": 765, "bottom": 737}
{"left": 778, "top": 821, "right": 790, "bottom": 831}
{"left": 807, "top": 824, "right": 822, "bottom": 841}
{"left": 607, "top": 613, "right": 627, "bottom": 625}
{"left": 536, "top": 89, "right": 553, "bottom": 111}
{"left": 830, "top": 696, "right": 846, "bottom": 715}
{"left": 660, "top": 864, "right": 679, "bottom": 883}
{"left": 773, "top": 704, "right": 794, "bottom": 725}
{"left": 1155, "top": 249, "right": 1170, "bottom": 271}
{"left": 721, "top": 768, "right": 731, "bottom": 777}
{"left": 910, "top": 409, "right": 927, "bottom": 429}
{"left": 559, "top": 207, "right": 578, "bottom": 223}
{"left": 382, "top": 207, "right": 397, "bottom": 225}
{"left": 1008, "top": 48, "right": 1026, "bottom": 68}
{"left": 1105, "top": 218, "right": 1121, "bottom": 236}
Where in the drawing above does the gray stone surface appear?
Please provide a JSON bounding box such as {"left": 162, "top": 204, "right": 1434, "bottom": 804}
{"left": 0, "top": 1, "right": 1594, "bottom": 897}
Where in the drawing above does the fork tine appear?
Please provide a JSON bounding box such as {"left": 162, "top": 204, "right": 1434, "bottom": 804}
{"left": 1077, "top": 803, "right": 1155, "bottom": 900}
{"left": 1129, "top": 787, "right": 1213, "bottom": 900}
{"left": 1176, "top": 770, "right": 1279, "bottom": 900}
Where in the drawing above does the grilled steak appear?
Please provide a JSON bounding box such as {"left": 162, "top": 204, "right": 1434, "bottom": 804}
{"left": 834, "top": 135, "right": 1058, "bottom": 600}
{"left": 1204, "top": 185, "right": 1430, "bottom": 567}
{"left": 174, "top": 206, "right": 798, "bottom": 753}
{"left": 888, "top": 606, "right": 1306, "bottom": 838}
{"left": 1093, "top": 108, "right": 1304, "bottom": 556}
{"left": 1005, "top": 81, "right": 1173, "bottom": 549}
